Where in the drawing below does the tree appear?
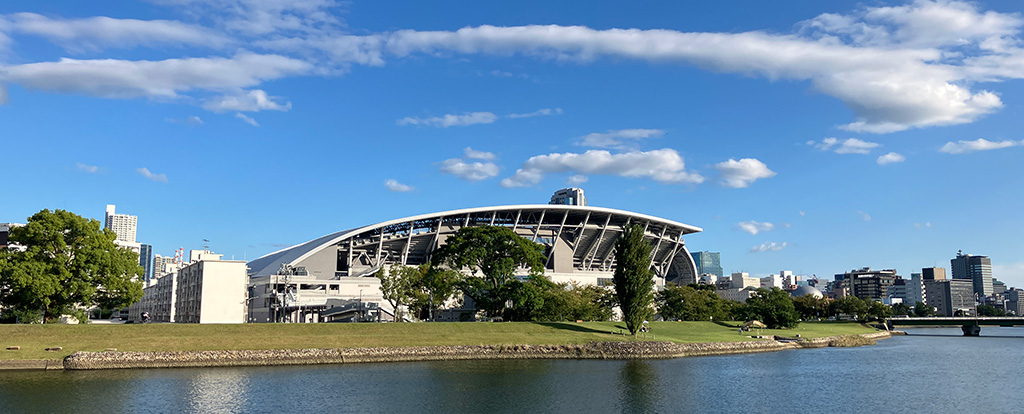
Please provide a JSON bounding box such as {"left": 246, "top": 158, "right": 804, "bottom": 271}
{"left": 867, "top": 300, "right": 893, "bottom": 321}
{"left": 410, "top": 266, "right": 461, "bottom": 321}
{"left": 977, "top": 304, "right": 1006, "bottom": 317}
{"left": 612, "top": 224, "right": 655, "bottom": 336}
{"left": 792, "top": 295, "right": 827, "bottom": 320}
{"left": 376, "top": 265, "right": 418, "bottom": 322}
{"left": 657, "top": 283, "right": 730, "bottom": 321}
{"left": 0, "top": 209, "right": 143, "bottom": 323}
{"left": 743, "top": 287, "right": 799, "bottom": 329}
{"left": 831, "top": 296, "right": 869, "bottom": 322}
{"left": 432, "top": 226, "right": 546, "bottom": 318}
{"left": 913, "top": 301, "right": 936, "bottom": 317}
{"left": 891, "top": 302, "right": 913, "bottom": 316}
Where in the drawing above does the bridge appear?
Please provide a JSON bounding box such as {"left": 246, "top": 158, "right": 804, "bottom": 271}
{"left": 887, "top": 316, "right": 1024, "bottom": 336}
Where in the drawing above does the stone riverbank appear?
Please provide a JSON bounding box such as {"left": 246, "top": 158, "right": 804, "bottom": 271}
{"left": 52, "top": 331, "right": 892, "bottom": 370}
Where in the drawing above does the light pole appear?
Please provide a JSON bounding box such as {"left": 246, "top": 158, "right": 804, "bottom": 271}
{"left": 358, "top": 289, "right": 363, "bottom": 323}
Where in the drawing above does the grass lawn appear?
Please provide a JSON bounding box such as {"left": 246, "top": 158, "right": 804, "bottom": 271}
{"left": 0, "top": 321, "right": 879, "bottom": 361}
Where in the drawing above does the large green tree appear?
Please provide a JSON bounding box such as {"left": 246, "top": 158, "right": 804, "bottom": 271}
{"left": 657, "top": 284, "right": 730, "bottom": 321}
{"left": 612, "top": 224, "right": 655, "bottom": 336}
{"left": 742, "top": 287, "right": 800, "bottom": 329}
{"left": 913, "top": 301, "right": 936, "bottom": 317}
{"left": 431, "top": 226, "right": 546, "bottom": 318}
{"left": 376, "top": 265, "right": 417, "bottom": 322}
{"left": 0, "top": 209, "right": 143, "bottom": 323}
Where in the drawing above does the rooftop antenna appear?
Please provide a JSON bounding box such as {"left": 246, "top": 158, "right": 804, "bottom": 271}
{"left": 203, "top": 239, "right": 210, "bottom": 251}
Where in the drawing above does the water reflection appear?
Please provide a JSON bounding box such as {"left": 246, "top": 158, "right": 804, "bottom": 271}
{"left": 618, "top": 360, "right": 659, "bottom": 414}
{"left": 185, "top": 369, "right": 250, "bottom": 413}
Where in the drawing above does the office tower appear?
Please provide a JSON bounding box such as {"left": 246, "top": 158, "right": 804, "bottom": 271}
{"left": 951, "top": 250, "right": 993, "bottom": 297}
{"left": 691, "top": 251, "right": 723, "bottom": 278}
{"left": 922, "top": 267, "right": 946, "bottom": 281}
{"left": 139, "top": 244, "right": 154, "bottom": 283}
{"left": 549, "top": 188, "right": 586, "bottom": 206}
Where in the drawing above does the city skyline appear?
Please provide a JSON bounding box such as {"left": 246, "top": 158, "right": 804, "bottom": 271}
{"left": 1, "top": 1, "right": 1022, "bottom": 287}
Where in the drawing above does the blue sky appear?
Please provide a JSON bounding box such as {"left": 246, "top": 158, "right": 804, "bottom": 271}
{"left": 2, "top": 0, "right": 1023, "bottom": 287}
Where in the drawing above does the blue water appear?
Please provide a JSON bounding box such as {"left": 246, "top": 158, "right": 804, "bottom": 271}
{"left": 2, "top": 327, "right": 1023, "bottom": 413}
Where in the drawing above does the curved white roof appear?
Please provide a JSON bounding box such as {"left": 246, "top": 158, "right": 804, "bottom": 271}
{"left": 248, "top": 204, "right": 702, "bottom": 277}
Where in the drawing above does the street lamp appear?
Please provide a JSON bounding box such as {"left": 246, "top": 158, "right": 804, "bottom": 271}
{"left": 358, "top": 289, "right": 363, "bottom": 322}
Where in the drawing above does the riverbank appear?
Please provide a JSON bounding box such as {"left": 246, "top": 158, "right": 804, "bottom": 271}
{"left": 1, "top": 321, "right": 886, "bottom": 370}
{"left": 8, "top": 331, "right": 894, "bottom": 370}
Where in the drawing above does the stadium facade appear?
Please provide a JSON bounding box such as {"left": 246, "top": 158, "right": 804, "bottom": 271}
{"left": 246, "top": 201, "right": 702, "bottom": 323}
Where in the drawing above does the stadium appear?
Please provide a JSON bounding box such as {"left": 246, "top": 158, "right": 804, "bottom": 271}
{"left": 246, "top": 190, "right": 703, "bottom": 322}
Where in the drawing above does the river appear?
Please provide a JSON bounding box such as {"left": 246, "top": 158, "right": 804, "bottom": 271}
{"left": 2, "top": 327, "right": 1023, "bottom": 413}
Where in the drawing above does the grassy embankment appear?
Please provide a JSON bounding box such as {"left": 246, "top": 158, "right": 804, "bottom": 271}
{"left": 1, "top": 321, "right": 878, "bottom": 361}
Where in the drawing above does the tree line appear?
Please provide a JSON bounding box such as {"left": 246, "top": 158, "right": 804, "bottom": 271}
{"left": 0, "top": 210, "right": 144, "bottom": 323}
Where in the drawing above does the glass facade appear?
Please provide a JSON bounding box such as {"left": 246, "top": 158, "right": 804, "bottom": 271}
{"left": 690, "top": 251, "right": 722, "bottom": 278}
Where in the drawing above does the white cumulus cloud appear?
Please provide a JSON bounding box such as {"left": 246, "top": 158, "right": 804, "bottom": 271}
{"left": 507, "top": 107, "right": 562, "bottom": 119}
{"left": 750, "top": 241, "right": 787, "bottom": 253}
{"left": 235, "top": 112, "right": 259, "bottom": 127}
{"left": 500, "top": 149, "right": 704, "bottom": 188}
{"left": 738, "top": 221, "right": 775, "bottom": 235}
{"left": 713, "top": 158, "right": 776, "bottom": 188}
{"left": 76, "top": 162, "right": 99, "bottom": 173}
{"left": 577, "top": 129, "right": 664, "bottom": 149}
{"left": 397, "top": 112, "right": 497, "bottom": 128}
{"left": 384, "top": 179, "right": 413, "bottom": 192}
{"left": 136, "top": 167, "right": 168, "bottom": 183}
{"left": 2, "top": 12, "right": 232, "bottom": 52}
{"left": 204, "top": 89, "right": 291, "bottom": 112}
{"left": 566, "top": 174, "right": 588, "bottom": 185}
{"left": 939, "top": 138, "right": 1021, "bottom": 154}
{"left": 858, "top": 210, "right": 872, "bottom": 221}
{"left": 440, "top": 158, "right": 500, "bottom": 181}
{"left": 463, "top": 147, "right": 496, "bottom": 160}
{"left": 809, "top": 137, "right": 881, "bottom": 154}
{"left": 877, "top": 152, "right": 906, "bottom": 164}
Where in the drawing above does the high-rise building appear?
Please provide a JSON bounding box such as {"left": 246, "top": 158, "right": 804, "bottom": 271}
{"left": 139, "top": 244, "right": 154, "bottom": 283}
{"left": 906, "top": 273, "right": 926, "bottom": 306}
{"left": 548, "top": 188, "right": 586, "bottom": 206}
{"left": 924, "top": 279, "right": 976, "bottom": 316}
{"left": 691, "top": 251, "right": 723, "bottom": 278}
{"left": 922, "top": 267, "right": 946, "bottom": 280}
{"left": 153, "top": 254, "right": 176, "bottom": 279}
{"left": 951, "top": 250, "right": 993, "bottom": 297}
{"left": 104, "top": 205, "right": 138, "bottom": 243}
{"left": 1007, "top": 289, "right": 1024, "bottom": 316}
{"left": 835, "top": 268, "right": 899, "bottom": 300}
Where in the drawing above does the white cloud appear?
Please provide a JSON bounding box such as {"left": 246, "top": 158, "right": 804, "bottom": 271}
{"left": 397, "top": 112, "right": 497, "bottom": 128}
{"left": 809, "top": 137, "right": 880, "bottom": 154}
{"left": 577, "top": 128, "right": 664, "bottom": 149}
{"left": 463, "top": 147, "right": 496, "bottom": 160}
{"left": 203, "top": 89, "right": 291, "bottom": 112}
{"left": 738, "top": 220, "right": 774, "bottom": 235}
{"left": 939, "top": 138, "right": 1021, "bottom": 154}
{"left": 507, "top": 107, "right": 562, "bottom": 119}
{"left": 0, "top": 53, "right": 311, "bottom": 101}
{"left": 566, "top": 174, "right": 588, "bottom": 185}
{"left": 235, "top": 112, "right": 259, "bottom": 127}
{"left": 165, "top": 115, "right": 204, "bottom": 125}
{"left": 384, "top": 179, "right": 413, "bottom": 192}
{"left": 384, "top": 17, "right": 1009, "bottom": 133}
{"left": 858, "top": 210, "right": 872, "bottom": 221}
{"left": 500, "top": 148, "right": 704, "bottom": 188}
{"left": 877, "top": 152, "right": 906, "bottom": 164}
{"left": 713, "top": 158, "right": 776, "bottom": 188}
{"left": 799, "top": 211, "right": 806, "bottom": 217}
{"left": 440, "top": 158, "right": 500, "bottom": 181}
{"left": 0, "top": 83, "right": 7, "bottom": 105}
{"left": 76, "top": 162, "right": 99, "bottom": 173}
{"left": 750, "top": 241, "right": 787, "bottom": 253}
{"left": 2, "top": 12, "right": 232, "bottom": 52}
{"left": 136, "top": 167, "right": 168, "bottom": 183}
{"left": 914, "top": 222, "right": 932, "bottom": 228}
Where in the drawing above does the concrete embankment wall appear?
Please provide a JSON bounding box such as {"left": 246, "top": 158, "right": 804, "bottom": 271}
{"left": 62, "top": 331, "right": 891, "bottom": 370}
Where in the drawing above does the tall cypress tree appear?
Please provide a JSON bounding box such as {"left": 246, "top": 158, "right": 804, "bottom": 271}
{"left": 612, "top": 224, "right": 655, "bottom": 336}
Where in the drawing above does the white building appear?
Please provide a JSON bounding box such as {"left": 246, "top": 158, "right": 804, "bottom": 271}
{"left": 104, "top": 204, "right": 138, "bottom": 243}
{"left": 174, "top": 252, "right": 247, "bottom": 323}
{"left": 698, "top": 273, "right": 718, "bottom": 285}
{"left": 716, "top": 288, "right": 754, "bottom": 303}
{"left": 153, "top": 254, "right": 176, "bottom": 279}
{"left": 760, "top": 274, "right": 783, "bottom": 289}
{"left": 731, "top": 272, "right": 759, "bottom": 289}
{"left": 129, "top": 271, "right": 178, "bottom": 322}
{"left": 906, "top": 273, "right": 926, "bottom": 306}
